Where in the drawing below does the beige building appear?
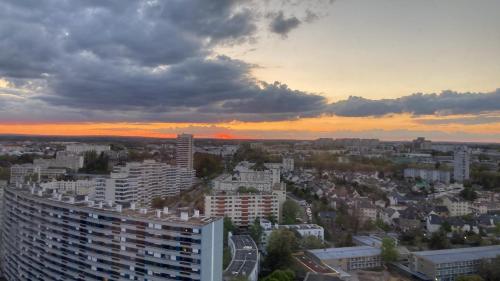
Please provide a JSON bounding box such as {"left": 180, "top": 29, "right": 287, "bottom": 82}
{"left": 204, "top": 184, "right": 286, "bottom": 227}
{"left": 442, "top": 196, "right": 471, "bottom": 217}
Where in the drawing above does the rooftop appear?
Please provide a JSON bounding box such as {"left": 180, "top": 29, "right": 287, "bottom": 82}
{"left": 308, "top": 246, "right": 381, "bottom": 260}
{"left": 9, "top": 186, "right": 218, "bottom": 226}
{"left": 413, "top": 245, "right": 500, "bottom": 264}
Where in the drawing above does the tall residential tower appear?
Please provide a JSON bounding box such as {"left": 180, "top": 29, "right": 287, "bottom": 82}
{"left": 176, "top": 134, "right": 194, "bottom": 170}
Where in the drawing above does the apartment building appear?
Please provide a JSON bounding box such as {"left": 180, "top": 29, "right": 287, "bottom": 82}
{"left": 453, "top": 145, "right": 470, "bottom": 183}
{"left": 307, "top": 246, "right": 382, "bottom": 272}
{"left": 176, "top": 134, "right": 194, "bottom": 170}
{"left": 66, "top": 143, "right": 111, "bottom": 154}
{"left": 96, "top": 160, "right": 184, "bottom": 206}
{"left": 204, "top": 184, "right": 286, "bottom": 227}
{"left": 33, "top": 151, "right": 84, "bottom": 171}
{"left": 410, "top": 246, "right": 500, "bottom": 281}
{"left": 10, "top": 163, "right": 66, "bottom": 184}
{"left": 1, "top": 186, "right": 223, "bottom": 281}
{"left": 213, "top": 161, "right": 280, "bottom": 192}
{"left": 404, "top": 168, "right": 451, "bottom": 184}
{"left": 442, "top": 196, "right": 471, "bottom": 217}
{"left": 40, "top": 179, "right": 96, "bottom": 195}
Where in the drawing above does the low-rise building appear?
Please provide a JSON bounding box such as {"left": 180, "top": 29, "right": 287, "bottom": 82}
{"left": 410, "top": 245, "right": 500, "bottom": 281}
{"left": 404, "top": 168, "right": 450, "bottom": 184}
{"left": 307, "top": 246, "right": 382, "bottom": 272}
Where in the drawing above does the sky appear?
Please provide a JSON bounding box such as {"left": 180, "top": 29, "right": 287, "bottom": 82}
{"left": 0, "top": 0, "right": 499, "bottom": 142}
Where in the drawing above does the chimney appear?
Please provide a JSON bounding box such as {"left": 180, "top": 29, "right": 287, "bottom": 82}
{"left": 193, "top": 210, "right": 200, "bottom": 218}
{"left": 156, "top": 210, "right": 162, "bottom": 218}
{"left": 180, "top": 212, "right": 189, "bottom": 221}
{"left": 163, "top": 207, "right": 169, "bottom": 214}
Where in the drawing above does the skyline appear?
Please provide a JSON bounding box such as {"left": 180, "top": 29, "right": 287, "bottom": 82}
{"left": 0, "top": 0, "right": 499, "bottom": 141}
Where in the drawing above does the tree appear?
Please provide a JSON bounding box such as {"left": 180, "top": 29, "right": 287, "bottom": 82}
{"left": 429, "top": 231, "right": 450, "bottom": 250}
{"left": 223, "top": 217, "right": 236, "bottom": 245}
{"left": 301, "top": 235, "right": 324, "bottom": 250}
{"left": 441, "top": 221, "right": 452, "bottom": 233}
{"left": 194, "top": 152, "right": 224, "bottom": 179}
{"left": 456, "top": 275, "right": 484, "bottom": 281}
{"left": 478, "top": 255, "right": 500, "bottom": 281}
{"left": 282, "top": 199, "right": 301, "bottom": 225}
{"left": 81, "top": 151, "right": 109, "bottom": 174}
{"left": 261, "top": 269, "right": 295, "bottom": 281}
{"left": 265, "top": 229, "right": 298, "bottom": 271}
{"left": 460, "top": 186, "right": 478, "bottom": 201}
{"left": 151, "top": 197, "right": 165, "bottom": 209}
{"left": 381, "top": 238, "right": 398, "bottom": 263}
{"left": 249, "top": 218, "right": 263, "bottom": 245}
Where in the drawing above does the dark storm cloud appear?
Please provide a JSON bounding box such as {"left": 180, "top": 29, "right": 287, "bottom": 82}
{"left": 0, "top": 0, "right": 331, "bottom": 122}
{"left": 328, "top": 89, "right": 500, "bottom": 117}
{"left": 268, "top": 11, "right": 301, "bottom": 37}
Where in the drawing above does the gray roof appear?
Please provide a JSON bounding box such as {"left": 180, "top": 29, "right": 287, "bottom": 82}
{"left": 413, "top": 245, "right": 500, "bottom": 264}
{"left": 308, "top": 246, "right": 381, "bottom": 260}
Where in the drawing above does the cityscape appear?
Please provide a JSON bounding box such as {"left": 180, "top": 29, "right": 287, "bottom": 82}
{"left": 0, "top": 136, "right": 499, "bottom": 281}
{"left": 0, "top": 1, "right": 499, "bottom": 281}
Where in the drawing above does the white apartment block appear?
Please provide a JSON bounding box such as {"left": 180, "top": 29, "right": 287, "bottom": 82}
{"left": 453, "top": 145, "right": 470, "bottom": 183}
{"left": 213, "top": 161, "right": 281, "bottom": 192}
{"left": 40, "top": 179, "right": 96, "bottom": 196}
{"left": 404, "top": 168, "right": 451, "bottom": 184}
{"left": 443, "top": 196, "right": 471, "bottom": 217}
{"left": 204, "top": 184, "right": 286, "bottom": 227}
{"left": 176, "top": 134, "right": 194, "bottom": 170}
{"left": 1, "top": 186, "right": 223, "bottom": 281}
{"left": 33, "top": 151, "right": 84, "bottom": 171}
{"left": 65, "top": 143, "right": 111, "bottom": 154}
{"left": 96, "top": 160, "right": 187, "bottom": 206}
{"left": 10, "top": 164, "right": 66, "bottom": 185}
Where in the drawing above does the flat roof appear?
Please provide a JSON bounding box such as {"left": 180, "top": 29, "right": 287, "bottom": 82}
{"left": 309, "top": 246, "right": 381, "bottom": 261}
{"left": 225, "top": 235, "right": 258, "bottom": 279}
{"left": 413, "top": 245, "right": 500, "bottom": 264}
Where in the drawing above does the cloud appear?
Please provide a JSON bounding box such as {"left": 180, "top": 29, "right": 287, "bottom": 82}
{"left": 268, "top": 11, "right": 301, "bottom": 37}
{"left": 0, "top": 0, "right": 334, "bottom": 123}
{"left": 0, "top": 0, "right": 497, "bottom": 127}
{"left": 328, "top": 89, "right": 500, "bottom": 117}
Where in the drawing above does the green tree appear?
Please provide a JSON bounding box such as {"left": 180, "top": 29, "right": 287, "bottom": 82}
{"left": 300, "top": 235, "right": 324, "bottom": 250}
{"left": 249, "top": 218, "right": 263, "bottom": 245}
{"left": 265, "top": 229, "right": 298, "bottom": 271}
{"left": 223, "top": 217, "right": 236, "bottom": 245}
{"left": 194, "top": 152, "right": 224, "bottom": 179}
{"left": 381, "top": 238, "right": 398, "bottom": 263}
{"left": 282, "top": 199, "right": 301, "bottom": 225}
{"left": 460, "top": 186, "right": 478, "bottom": 201}
{"left": 441, "top": 221, "right": 452, "bottom": 233}
{"left": 429, "top": 231, "right": 451, "bottom": 250}
{"left": 261, "top": 269, "right": 295, "bottom": 281}
{"left": 81, "top": 151, "right": 109, "bottom": 174}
